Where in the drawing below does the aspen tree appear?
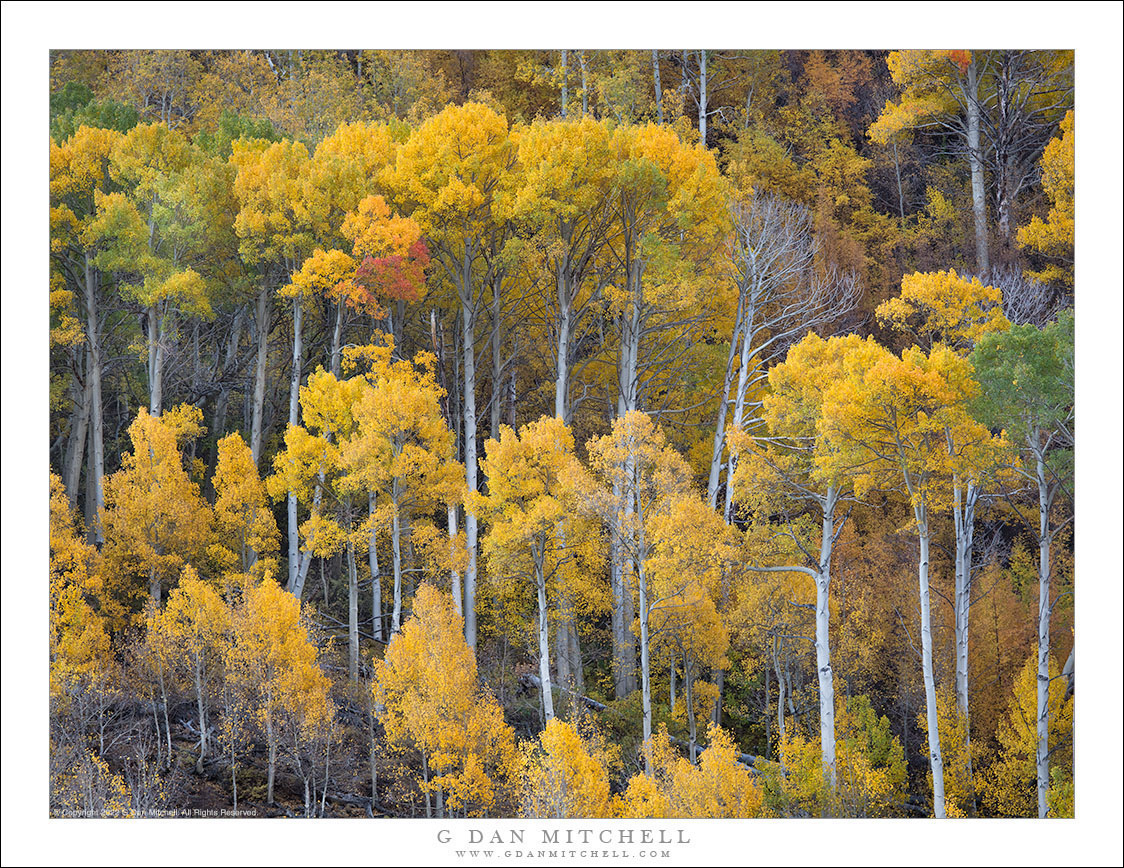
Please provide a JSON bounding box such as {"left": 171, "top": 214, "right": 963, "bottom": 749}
{"left": 972, "top": 311, "right": 1073, "bottom": 818}
{"left": 389, "top": 103, "right": 516, "bottom": 649}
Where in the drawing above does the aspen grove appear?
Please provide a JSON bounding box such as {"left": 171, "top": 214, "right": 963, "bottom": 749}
{"left": 48, "top": 49, "right": 1074, "bottom": 819}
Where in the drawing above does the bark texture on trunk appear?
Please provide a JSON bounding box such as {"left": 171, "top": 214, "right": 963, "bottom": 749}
{"left": 251, "top": 283, "right": 271, "bottom": 466}
{"left": 462, "top": 299, "right": 479, "bottom": 649}
{"left": 1035, "top": 451, "right": 1052, "bottom": 819}
{"left": 286, "top": 294, "right": 304, "bottom": 594}
{"left": 916, "top": 507, "right": 946, "bottom": 818}
{"left": 967, "top": 60, "right": 991, "bottom": 280}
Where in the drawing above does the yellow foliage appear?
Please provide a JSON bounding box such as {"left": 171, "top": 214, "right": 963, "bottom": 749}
{"left": 758, "top": 695, "right": 907, "bottom": 817}
{"left": 373, "top": 584, "right": 517, "bottom": 817}
{"left": 876, "top": 269, "right": 1009, "bottom": 352}
{"left": 916, "top": 686, "right": 975, "bottom": 816}
{"left": 1017, "top": 111, "right": 1074, "bottom": 287}
{"left": 224, "top": 578, "right": 335, "bottom": 776}
{"left": 100, "top": 408, "right": 213, "bottom": 612}
{"left": 212, "top": 433, "right": 280, "bottom": 576}
{"left": 50, "top": 748, "right": 134, "bottom": 818}
{"left": 520, "top": 718, "right": 619, "bottom": 819}
{"left": 621, "top": 724, "right": 763, "bottom": 818}
{"left": 977, "top": 652, "right": 1073, "bottom": 817}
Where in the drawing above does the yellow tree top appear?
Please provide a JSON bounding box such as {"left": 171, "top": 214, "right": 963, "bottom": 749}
{"left": 876, "top": 270, "right": 1009, "bottom": 352}
{"left": 1017, "top": 111, "right": 1074, "bottom": 288}
{"left": 818, "top": 343, "right": 993, "bottom": 513}
{"left": 373, "top": 584, "right": 518, "bottom": 816}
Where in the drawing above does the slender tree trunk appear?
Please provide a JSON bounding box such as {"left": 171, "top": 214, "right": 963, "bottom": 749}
{"left": 816, "top": 489, "right": 839, "bottom": 789}
{"left": 490, "top": 279, "right": 504, "bottom": 439}
{"left": 148, "top": 303, "right": 164, "bottom": 416}
{"left": 1035, "top": 450, "right": 1052, "bottom": 818}
{"left": 554, "top": 264, "right": 572, "bottom": 422}
{"left": 152, "top": 694, "right": 162, "bottom": 770}
{"left": 773, "top": 636, "right": 786, "bottom": 743}
{"left": 554, "top": 609, "right": 570, "bottom": 696}
{"left": 266, "top": 714, "right": 277, "bottom": 805}
{"left": 916, "top": 505, "right": 946, "bottom": 818}
{"left": 652, "top": 50, "right": 663, "bottom": 123}
{"left": 194, "top": 662, "right": 207, "bottom": 773}
{"left": 686, "top": 663, "right": 699, "bottom": 764}
{"left": 149, "top": 565, "right": 161, "bottom": 606}
{"left": 83, "top": 254, "right": 106, "bottom": 542}
{"left": 560, "top": 49, "right": 568, "bottom": 118}
{"left": 613, "top": 261, "right": 642, "bottom": 698}
{"left": 64, "top": 360, "right": 91, "bottom": 508}
{"left": 462, "top": 298, "right": 479, "bottom": 649}
{"left": 348, "top": 529, "right": 359, "bottom": 685}
{"left": 698, "top": 50, "right": 708, "bottom": 144}
{"left": 157, "top": 663, "right": 172, "bottom": 770}
{"left": 448, "top": 504, "right": 461, "bottom": 617}
{"left": 391, "top": 492, "right": 404, "bottom": 633}
{"left": 609, "top": 521, "right": 629, "bottom": 700}
{"left": 287, "top": 294, "right": 304, "bottom": 593}
{"left": 764, "top": 654, "right": 772, "bottom": 758}
{"left": 536, "top": 554, "right": 555, "bottom": 721}
{"left": 952, "top": 481, "right": 979, "bottom": 811}
{"left": 707, "top": 293, "right": 745, "bottom": 508}
{"left": 292, "top": 480, "right": 320, "bottom": 600}
{"left": 369, "top": 493, "right": 383, "bottom": 642}
{"left": 579, "top": 52, "right": 588, "bottom": 116}
{"left": 230, "top": 712, "right": 238, "bottom": 811}
{"left": 966, "top": 60, "right": 990, "bottom": 279}
{"left": 251, "top": 283, "right": 270, "bottom": 466}
{"left": 892, "top": 139, "right": 906, "bottom": 223}
{"left": 367, "top": 700, "right": 378, "bottom": 806}
{"left": 638, "top": 578, "right": 652, "bottom": 773}
{"left": 567, "top": 616, "right": 584, "bottom": 693}
{"left": 331, "top": 300, "right": 345, "bottom": 377}
{"left": 723, "top": 305, "right": 755, "bottom": 522}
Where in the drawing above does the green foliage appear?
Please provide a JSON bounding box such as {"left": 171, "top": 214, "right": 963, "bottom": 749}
{"left": 51, "top": 81, "right": 139, "bottom": 141}
{"left": 194, "top": 110, "right": 280, "bottom": 157}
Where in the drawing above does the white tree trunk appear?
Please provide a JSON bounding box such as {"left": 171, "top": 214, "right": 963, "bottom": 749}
{"left": 448, "top": 504, "right": 462, "bottom": 617}
{"left": 83, "top": 254, "right": 106, "bottom": 542}
{"left": 579, "top": 52, "right": 588, "bottom": 116}
{"left": 966, "top": 60, "right": 991, "bottom": 279}
{"left": 536, "top": 554, "right": 555, "bottom": 721}
{"left": 916, "top": 505, "right": 946, "bottom": 818}
{"left": 652, "top": 50, "right": 663, "bottom": 124}
{"left": 559, "top": 49, "right": 568, "bottom": 119}
{"left": 554, "top": 267, "right": 571, "bottom": 422}
{"left": 685, "top": 661, "right": 697, "bottom": 764}
{"left": 698, "top": 50, "right": 708, "bottom": 144}
{"left": 462, "top": 299, "right": 479, "bottom": 649}
{"left": 251, "top": 283, "right": 270, "bottom": 466}
{"left": 391, "top": 495, "right": 404, "bottom": 633}
{"left": 816, "top": 488, "right": 838, "bottom": 788}
{"left": 706, "top": 294, "right": 745, "bottom": 508}
{"left": 490, "top": 279, "right": 504, "bottom": 438}
{"left": 722, "top": 308, "right": 755, "bottom": 522}
{"left": 330, "top": 299, "right": 345, "bottom": 377}
{"left": 287, "top": 294, "right": 304, "bottom": 593}
{"left": 1035, "top": 450, "right": 1052, "bottom": 819}
{"left": 638, "top": 554, "right": 652, "bottom": 773}
{"left": 369, "top": 492, "right": 383, "bottom": 642}
{"left": 348, "top": 532, "right": 359, "bottom": 684}
{"left": 148, "top": 302, "right": 164, "bottom": 416}
{"left": 952, "top": 480, "right": 979, "bottom": 810}
{"left": 63, "top": 359, "right": 91, "bottom": 508}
